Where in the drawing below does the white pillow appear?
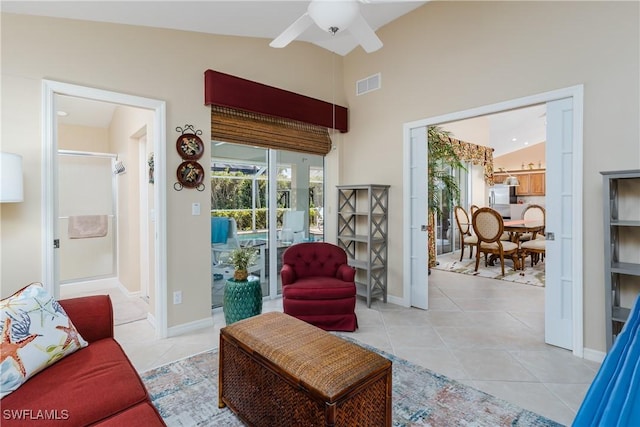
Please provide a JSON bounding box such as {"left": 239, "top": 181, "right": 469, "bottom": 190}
{"left": 1, "top": 283, "right": 88, "bottom": 398}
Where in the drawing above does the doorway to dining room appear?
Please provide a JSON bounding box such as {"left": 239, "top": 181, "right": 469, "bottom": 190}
{"left": 405, "top": 86, "right": 584, "bottom": 356}
{"left": 434, "top": 104, "right": 547, "bottom": 260}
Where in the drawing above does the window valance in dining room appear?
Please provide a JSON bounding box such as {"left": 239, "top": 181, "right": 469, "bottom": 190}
{"left": 445, "top": 136, "right": 495, "bottom": 186}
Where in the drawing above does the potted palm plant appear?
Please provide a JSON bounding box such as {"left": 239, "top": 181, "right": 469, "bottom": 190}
{"left": 229, "top": 247, "right": 258, "bottom": 281}
{"left": 427, "top": 125, "right": 466, "bottom": 269}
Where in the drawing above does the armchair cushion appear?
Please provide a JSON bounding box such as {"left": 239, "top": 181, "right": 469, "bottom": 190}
{"left": 282, "top": 277, "right": 356, "bottom": 300}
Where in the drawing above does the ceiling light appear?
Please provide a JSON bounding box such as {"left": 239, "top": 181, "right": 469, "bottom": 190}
{"left": 57, "top": 111, "right": 68, "bottom": 117}
{"left": 524, "top": 141, "right": 529, "bottom": 146}
{"left": 511, "top": 137, "right": 517, "bottom": 142}
{"left": 308, "top": 0, "right": 359, "bottom": 34}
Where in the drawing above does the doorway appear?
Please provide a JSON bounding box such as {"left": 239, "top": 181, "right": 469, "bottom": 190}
{"left": 42, "top": 80, "right": 168, "bottom": 338}
{"left": 403, "top": 85, "right": 584, "bottom": 357}
{"left": 210, "top": 142, "right": 325, "bottom": 309}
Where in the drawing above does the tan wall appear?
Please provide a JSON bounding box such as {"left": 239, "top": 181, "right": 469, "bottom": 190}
{"left": 0, "top": 13, "right": 345, "bottom": 328}
{"left": 494, "top": 143, "right": 546, "bottom": 172}
{"left": 109, "top": 105, "right": 155, "bottom": 302}
{"left": 58, "top": 124, "right": 110, "bottom": 152}
{"left": 342, "top": 1, "right": 639, "bottom": 353}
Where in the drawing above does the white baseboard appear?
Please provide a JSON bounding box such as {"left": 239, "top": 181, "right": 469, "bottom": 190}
{"left": 386, "top": 294, "right": 407, "bottom": 307}
{"left": 60, "top": 277, "right": 145, "bottom": 299}
{"left": 583, "top": 347, "right": 606, "bottom": 363}
{"left": 167, "top": 316, "right": 214, "bottom": 338}
{"left": 146, "top": 312, "right": 156, "bottom": 328}
{"left": 60, "top": 277, "right": 119, "bottom": 292}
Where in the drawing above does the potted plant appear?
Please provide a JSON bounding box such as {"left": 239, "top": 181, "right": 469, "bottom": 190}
{"left": 427, "top": 125, "right": 466, "bottom": 269}
{"left": 229, "top": 247, "right": 258, "bottom": 281}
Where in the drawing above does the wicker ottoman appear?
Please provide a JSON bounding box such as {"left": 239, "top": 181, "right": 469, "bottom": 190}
{"left": 219, "top": 312, "right": 392, "bottom": 426}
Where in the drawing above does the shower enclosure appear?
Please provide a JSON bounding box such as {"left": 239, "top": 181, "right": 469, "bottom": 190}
{"left": 58, "top": 151, "right": 117, "bottom": 283}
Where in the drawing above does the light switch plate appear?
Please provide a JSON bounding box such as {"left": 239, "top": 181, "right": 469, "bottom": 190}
{"left": 192, "top": 203, "right": 200, "bottom": 216}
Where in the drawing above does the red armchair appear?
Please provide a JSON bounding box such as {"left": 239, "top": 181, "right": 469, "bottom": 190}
{"left": 281, "top": 242, "right": 358, "bottom": 332}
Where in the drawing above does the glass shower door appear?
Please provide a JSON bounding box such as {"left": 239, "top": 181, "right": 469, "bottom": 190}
{"left": 58, "top": 152, "right": 116, "bottom": 283}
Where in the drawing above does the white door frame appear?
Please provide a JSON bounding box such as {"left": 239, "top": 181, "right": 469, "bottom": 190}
{"left": 42, "top": 80, "right": 168, "bottom": 339}
{"left": 403, "top": 85, "right": 584, "bottom": 357}
{"left": 138, "top": 134, "right": 150, "bottom": 299}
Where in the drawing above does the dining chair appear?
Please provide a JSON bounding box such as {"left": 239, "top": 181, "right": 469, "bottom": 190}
{"left": 521, "top": 238, "right": 546, "bottom": 267}
{"left": 453, "top": 206, "right": 478, "bottom": 261}
{"left": 470, "top": 204, "right": 480, "bottom": 216}
{"left": 471, "top": 207, "right": 520, "bottom": 276}
{"left": 519, "top": 204, "right": 546, "bottom": 243}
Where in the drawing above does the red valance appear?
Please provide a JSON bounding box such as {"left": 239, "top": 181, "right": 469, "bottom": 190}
{"left": 204, "top": 70, "right": 348, "bottom": 133}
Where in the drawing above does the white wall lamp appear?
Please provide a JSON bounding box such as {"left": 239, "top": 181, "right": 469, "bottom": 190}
{"left": 0, "top": 152, "right": 24, "bottom": 203}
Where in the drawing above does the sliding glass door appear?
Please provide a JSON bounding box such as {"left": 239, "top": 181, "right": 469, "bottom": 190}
{"left": 211, "top": 143, "right": 324, "bottom": 309}
{"left": 436, "top": 162, "right": 470, "bottom": 256}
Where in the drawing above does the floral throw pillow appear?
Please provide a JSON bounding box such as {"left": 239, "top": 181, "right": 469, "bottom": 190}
{"left": 0, "top": 283, "right": 88, "bottom": 398}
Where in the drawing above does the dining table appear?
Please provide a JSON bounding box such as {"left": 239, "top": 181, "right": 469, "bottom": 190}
{"left": 485, "top": 219, "right": 545, "bottom": 270}
{"left": 503, "top": 219, "right": 545, "bottom": 243}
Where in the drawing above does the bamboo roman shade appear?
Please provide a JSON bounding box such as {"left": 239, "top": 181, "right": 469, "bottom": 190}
{"left": 211, "top": 105, "right": 332, "bottom": 155}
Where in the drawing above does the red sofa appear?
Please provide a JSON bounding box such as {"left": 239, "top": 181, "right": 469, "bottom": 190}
{"left": 1, "top": 295, "right": 165, "bottom": 426}
{"left": 281, "top": 242, "right": 358, "bottom": 332}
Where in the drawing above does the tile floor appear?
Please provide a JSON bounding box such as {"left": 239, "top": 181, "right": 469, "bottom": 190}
{"left": 71, "top": 269, "right": 600, "bottom": 426}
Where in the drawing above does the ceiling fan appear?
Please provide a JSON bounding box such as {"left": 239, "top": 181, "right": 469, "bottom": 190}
{"left": 270, "top": 0, "right": 383, "bottom": 53}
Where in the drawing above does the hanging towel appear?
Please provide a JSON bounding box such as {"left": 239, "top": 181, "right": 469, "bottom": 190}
{"left": 68, "top": 215, "right": 108, "bottom": 239}
{"left": 211, "top": 217, "right": 229, "bottom": 244}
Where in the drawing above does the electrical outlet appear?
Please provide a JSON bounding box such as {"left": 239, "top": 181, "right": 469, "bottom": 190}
{"left": 173, "top": 291, "right": 182, "bottom": 304}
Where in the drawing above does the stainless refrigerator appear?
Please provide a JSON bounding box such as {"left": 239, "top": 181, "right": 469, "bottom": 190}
{"left": 489, "top": 184, "right": 517, "bottom": 218}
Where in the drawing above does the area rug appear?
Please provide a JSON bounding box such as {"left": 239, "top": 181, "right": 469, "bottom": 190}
{"left": 433, "top": 250, "right": 545, "bottom": 287}
{"left": 141, "top": 340, "right": 562, "bottom": 427}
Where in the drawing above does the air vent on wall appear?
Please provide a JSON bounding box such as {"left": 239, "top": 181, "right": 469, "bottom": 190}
{"left": 356, "top": 73, "right": 381, "bottom": 96}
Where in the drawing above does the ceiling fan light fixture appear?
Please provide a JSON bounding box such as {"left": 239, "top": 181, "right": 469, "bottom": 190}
{"left": 308, "top": 0, "right": 359, "bottom": 34}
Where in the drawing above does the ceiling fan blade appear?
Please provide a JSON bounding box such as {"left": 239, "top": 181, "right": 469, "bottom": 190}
{"left": 349, "top": 13, "right": 383, "bottom": 53}
{"left": 270, "top": 13, "right": 314, "bottom": 48}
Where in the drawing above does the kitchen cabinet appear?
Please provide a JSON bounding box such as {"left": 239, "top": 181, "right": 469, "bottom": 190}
{"left": 493, "top": 173, "right": 507, "bottom": 184}
{"left": 494, "top": 170, "right": 545, "bottom": 196}
{"left": 529, "top": 173, "right": 545, "bottom": 195}
{"left": 515, "top": 174, "right": 530, "bottom": 195}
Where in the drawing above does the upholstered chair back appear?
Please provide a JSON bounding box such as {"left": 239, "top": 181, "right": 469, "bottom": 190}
{"left": 282, "top": 242, "right": 348, "bottom": 279}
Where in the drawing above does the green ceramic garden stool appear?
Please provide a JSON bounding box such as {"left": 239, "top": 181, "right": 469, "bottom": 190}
{"left": 223, "top": 276, "right": 262, "bottom": 325}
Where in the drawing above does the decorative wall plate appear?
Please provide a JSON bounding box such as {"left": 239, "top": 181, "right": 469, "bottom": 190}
{"left": 176, "top": 133, "right": 204, "bottom": 160}
{"left": 176, "top": 161, "right": 204, "bottom": 188}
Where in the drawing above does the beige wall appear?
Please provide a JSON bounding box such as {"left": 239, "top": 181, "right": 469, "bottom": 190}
{"left": 109, "top": 105, "right": 155, "bottom": 301}
{"left": 494, "top": 143, "right": 546, "bottom": 172}
{"left": 2, "top": 1, "right": 639, "bottom": 353}
{"left": 342, "top": 1, "right": 639, "bottom": 353}
{"left": 59, "top": 124, "right": 110, "bottom": 152}
{"left": 0, "top": 13, "right": 345, "bottom": 328}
